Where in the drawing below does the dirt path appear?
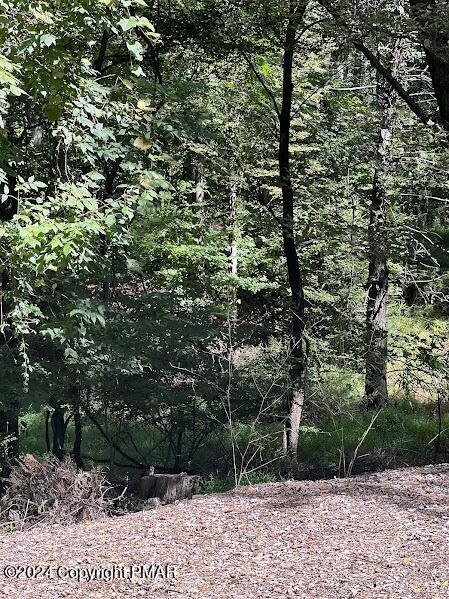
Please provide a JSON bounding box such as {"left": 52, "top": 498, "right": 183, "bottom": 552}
{"left": 1, "top": 464, "right": 449, "bottom": 598}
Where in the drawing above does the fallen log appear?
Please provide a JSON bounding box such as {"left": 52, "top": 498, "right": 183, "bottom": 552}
{"left": 137, "top": 473, "right": 201, "bottom": 504}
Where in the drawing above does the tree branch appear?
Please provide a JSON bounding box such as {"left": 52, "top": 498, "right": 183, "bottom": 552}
{"left": 317, "top": 0, "right": 431, "bottom": 126}
{"left": 239, "top": 49, "right": 281, "bottom": 119}
{"left": 93, "top": 30, "right": 111, "bottom": 73}
{"left": 353, "top": 40, "right": 430, "bottom": 125}
{"left": 81, "top": 402, "right": 144, "bottom": 467}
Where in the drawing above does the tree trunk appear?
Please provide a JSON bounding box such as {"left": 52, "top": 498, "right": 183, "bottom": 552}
{"left": 365, "top": 170, "right": 389, "bottom": 407}
{"left": 99, "top": 164, "right": 117, "bottom": 303}
{"left": 278, "top": 1, "right": 308, "bottom": 457}
{"left": 365, "top": 41, "right": 401, "bottom": 408}
{"left": 173, "top": 427, "right": 184, "bottom": 470}
{"left": 196, "top": 163, "right": 205, "bottom": 246}
{"left": 51, "top": 407, "right": 66, "bottom": 460}
{"left": 45, "top": 409, "right": 51, "bottom": 451}
{"left": 196, "top": 163, "right": 205, "bottom": 205}
{"left": 73, "top": 404, "right": 84, "bottom": 469}
{"left": 228, "top": 178, "right": 239, "bottom": 319}
{"left": 409, "top": 0, "right": 449, "bottom": 131}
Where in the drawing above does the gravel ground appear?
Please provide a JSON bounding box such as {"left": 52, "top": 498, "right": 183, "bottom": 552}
{"left": 1, "top": 464, "right": 449, "bottom": 598}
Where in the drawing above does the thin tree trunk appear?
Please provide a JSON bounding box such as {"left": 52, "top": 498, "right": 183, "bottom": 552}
{"left": 69, "top": 385, "right": 84, "bottom": 468}
{"left": 278, "top": 1, "right": 308, "bottom": 457}
{"left": 173, "top": 427, "right": 184, "bottom": 470}
{"left": 362, "top": 2, "right": 449, "bottom": 404}
{"left": 228, "top": 178, "right": 239, "bottom": 319}
{"left": 51, "top": 407, "right": 66, "bottom": 460}
{"left": 99, "top": 165, "right": 117, "bottom": 303}
{"left": 409, "top": 0, "right": 449, "bottom": 131}
{"left": 365, "top": 169, "right": 389, "bottom": 407}
{"left": 45, "top": 409, "right": 51, "bottom": 451}
{"left": 196, "top": 163, "right": 205, "bottom": 205}
{"left": 196, "top": 163, "right": 205, "bottom": 246}
{"left": 73, "top": 404, "right": 84, "bottom": 469}
{"left": 365, "top": 40, "right": 401, "bottom": 408}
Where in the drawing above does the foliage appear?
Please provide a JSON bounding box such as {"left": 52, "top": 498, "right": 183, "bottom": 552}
{"left": 1, "top": 0, "right": 449, "bottom": 487}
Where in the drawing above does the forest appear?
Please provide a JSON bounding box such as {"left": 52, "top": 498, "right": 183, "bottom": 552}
{"left": 1, "top": 0, "right": 449, "bottom": 494}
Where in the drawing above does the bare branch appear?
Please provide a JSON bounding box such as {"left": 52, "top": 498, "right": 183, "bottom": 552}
{"left": 240, "top": 49, "right": 281, "bottom": 119}
{"left": 318, "top": 0, "right": 431, "bottom": 126}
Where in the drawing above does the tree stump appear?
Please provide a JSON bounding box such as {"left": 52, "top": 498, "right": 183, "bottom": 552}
{"left": 138, "top": 473, "right": 201, "bottom": 504}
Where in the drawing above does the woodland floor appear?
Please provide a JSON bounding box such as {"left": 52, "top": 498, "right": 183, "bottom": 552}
{"left": 1, "top": 464, "right": 449, "bottom": 599}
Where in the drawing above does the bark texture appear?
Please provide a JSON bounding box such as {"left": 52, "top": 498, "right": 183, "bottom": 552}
{"left": 365, "top": 43, "right": 401, "bottom": 408}
{"left": 73, "top": 405, "right": 84, "bottom": 469}
{"left": 278, "top": 1, "right": 308, "bottom": 456}
{"left": 137, "top": 473, "right": 201, "bottom": 504}
{"left": 51, "top": 408, "right": 66, "bottom": 460}
{"left": 409, "top": 0, "right": 449, "bottom": 131}
{"left": 365, "top": 166, "right": 389, "bottom": 407}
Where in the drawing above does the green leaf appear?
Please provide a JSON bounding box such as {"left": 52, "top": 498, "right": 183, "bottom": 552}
{"left": 137, "top": 98, "right": 152, "bottom": 112}
{"left": 133, "top": 136, "right": 151, "bottom": 150}
{"left": 119, "top": 17, "right": 139, "bottom": 31}
{"left": 82, "top": 197, "right": 98, "bottom": 211}
{"left": 40, "top": 34, "right": 56, "bottom": 47}
{"left": 127, "top": 258, "right": 143, "bottom": 272}
{"left": 104, "top": 213, "right": 116, "bottom": 227}
{"left": 44, "top": 102, "right": 62, "bottom": 122}
{"left": 126, "top": 41, "right": 144, "bottom": 61}
{"left": 137, "top": 16, "right": 154, "bottom": 30}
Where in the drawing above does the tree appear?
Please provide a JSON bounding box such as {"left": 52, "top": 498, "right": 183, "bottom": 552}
{"left": 1, "top": 0, "right": 449, "bottom": 482}
{"left": 277, "top": 1, "right": 309, "bottom": 456}
{"left": 365, "top": 41, "right": 402, "bottom": 408}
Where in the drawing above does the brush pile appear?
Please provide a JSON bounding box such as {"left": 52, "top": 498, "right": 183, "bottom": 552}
{"left": 0, "top": 454, "right": 112, "bottom": 531}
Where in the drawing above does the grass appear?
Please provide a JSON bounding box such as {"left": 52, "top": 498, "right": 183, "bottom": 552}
{"left": 12, "top": 305, "right": 449, "bottom": 494}
{"left": 18, "top": 396, "right": 449, "bottom": 492}
{"left": 199, "top": 471, "right": 286, "bottom": 494}
{"left": 299, "top": 399, "right": 448, "bottom": 477}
